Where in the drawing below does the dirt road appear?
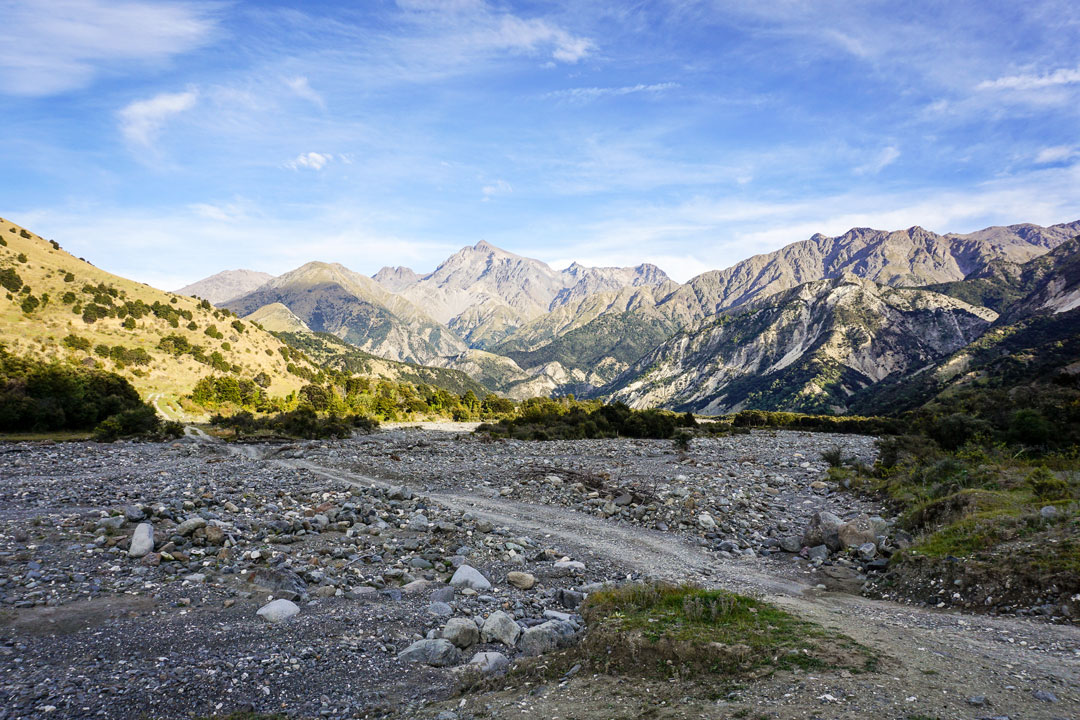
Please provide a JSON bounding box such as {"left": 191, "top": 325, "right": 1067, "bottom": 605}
{"left": 283, "top": 443, "right": 1080, "bottom": 720}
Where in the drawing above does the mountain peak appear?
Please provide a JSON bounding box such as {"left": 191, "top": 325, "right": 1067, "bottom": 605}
{"left": 175, "top": 268, "right": 274, "bottom": 305}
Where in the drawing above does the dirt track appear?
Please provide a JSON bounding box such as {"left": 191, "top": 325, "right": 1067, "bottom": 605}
{"left": 288, "top": 444, "right": 1080, "bottom": 720}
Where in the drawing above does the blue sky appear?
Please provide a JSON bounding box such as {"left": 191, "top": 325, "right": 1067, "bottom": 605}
{"left": 2, "top": 0, "right": 1079, "bottom": 288}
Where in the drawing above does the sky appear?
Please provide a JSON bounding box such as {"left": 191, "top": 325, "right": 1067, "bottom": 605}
{"left": 2, "top": 0, "right": 1079, "bottom": 288}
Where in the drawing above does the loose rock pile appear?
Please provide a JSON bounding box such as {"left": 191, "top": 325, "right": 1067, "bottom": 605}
{"left": 0, "top": 440, "right": 609, "bottom": 719}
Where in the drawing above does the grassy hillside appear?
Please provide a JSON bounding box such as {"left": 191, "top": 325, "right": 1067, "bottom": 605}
{"left": 495, "top": 312, "right": 675, "bottom": 383}
{"left": 272, "top": 330, "right": 489, "bottom": 396}
{"left": 0, "top": 217, "right": 320, "bottom": 406}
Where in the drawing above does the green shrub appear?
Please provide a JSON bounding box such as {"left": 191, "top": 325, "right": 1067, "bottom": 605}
{"left": 19, "top": 294, "right": 39, "bottom": 313}
{"left": 0, "top": 267, "right": 22, "bottom": 293}
{"left": 1008, "top": 409, "right": 1055, "bottom": 446}
{"left": 928, "top": 413, "right": 991, "bottom": 451}
{"left": 93, "top": 405, "right": 160, "bottom": 441}
{"left": 122, "top": 316, "right": 136, "bottom": 330}
{"left": 1026, "top": 467, "right": 1071, "bottom": 501}
{"left": 0, "top": 345, "right": 146, "bottom": 432}
{"left": 62, "top": 335, "right": 91, "bottom": 352}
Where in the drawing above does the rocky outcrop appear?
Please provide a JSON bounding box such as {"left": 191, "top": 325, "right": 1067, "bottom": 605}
{"left": 605, "top": 275, "right": 996, "bottom": 413}
{"left": 175, "top": 269, "right": 274, "bottom": 305}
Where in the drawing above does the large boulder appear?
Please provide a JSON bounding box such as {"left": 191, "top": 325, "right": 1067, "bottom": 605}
{"left": 251, "top": 567, "right": 308, "bottom": 601}
{"left": 469, "top": 651, "right": 510, "bottom": 675}
{"left": 450, "top": 565, "right": 491, "bottom": 592}
{"left": 128, "top": 523, "right": 154, "bottom": 558}
{"left": 256, "top": 599, "right": 300, "bottom": 623}
{"left": 837, "top": 516, "right": 876, "bottom": 549}
{"left": 480, "top": 610, "right": 521, "bottom": 646}
{"left": 506, "top": 571, "right": 535, "bottom": 590}
{"left": 397, "top": 638, "right": 460, "bottom": 667}
{"left": 441, "top": 618, "right": 480, "bottom": 649}
{"left": 802, "top": 511, "right": 842, "bottom": 551}
{"left": 518, "top": 620, "right": 576, "bottom": 656}
{"left": 175, "top": 516, "right": 207, "bottom": 536}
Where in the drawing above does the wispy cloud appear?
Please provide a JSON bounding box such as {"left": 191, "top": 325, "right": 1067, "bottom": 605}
{"left": 392, "top": 0, "right": 594, "bottom": 69}
{"left": 481, "top": 178, "right": 512, "bottom": 200}
{"left": 284, "top": 76, "right": 325, "bottom": 107}
{"left": 854, "top": 146, "right": 900, "bottom": 176}
{"left": 1035, "top": 146, "right": 1078, "bottom": 164}
{"left": 286, "top": 152, "right": 334, "bottom": 170}
{"left": 978, "top": 65, "right": 1080, "bottom": 90}
{"left": 0, "top": 0, "right": 218, "bottom": 95}
{"left": 118, "top": 89, "right": 198, "bottom": 147}
{"left": 545, "top": 82, "right": 680, "bottom": 102}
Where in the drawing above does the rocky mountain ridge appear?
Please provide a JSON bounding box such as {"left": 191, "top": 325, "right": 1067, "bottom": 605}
{"left": 191, "top": 220, "right": 1079, "bottom": 407}
{"left": 175, "top": 269, "right": 274, "bottom": 305}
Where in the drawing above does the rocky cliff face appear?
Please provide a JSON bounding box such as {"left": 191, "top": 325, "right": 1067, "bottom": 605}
{"left": 375, "top": 242, "right": 673, "bottom": 349}
{"left": 175, "top": 269, "right": 274, "bottom": 305}
{"left": 657, "top": 221, "right": 1080, "bottom": 326}
{"left": 371, "top": 266, "right": 421, "bottom": 293}
{"left": 605, "top": 275, "right": 996, "bottom": 414}
{"left": 225, "top": 262, "right": 466, "bottom": 365}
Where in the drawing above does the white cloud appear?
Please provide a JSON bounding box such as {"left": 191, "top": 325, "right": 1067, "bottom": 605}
{"left": 978, "top": 65, "right": 1080, "bottom": 90}
{"left": 118, "top": 89, "right": 198, "bottom": 147}
{"left": 486, "top": 15, "right": 592, "bottom": 63}
{"left": 481, "top": 178, "right": 513, "bottom": 200}
{"left": 394, "top": 0, "right": 593, "bottom": 66}
{"left": 854, "top": 146, "right": 900, "bottom": 176}
{"left": 284, "top": 76, "right": 325, "bottom": 108}
{"left": 545, "top": 82, "right": 680, "bottom": 101}
{"left": 286, "top": 152, "right": 334, "bottom": 170}
{"left": 1035, "top": 146, "right": 1078, "bottom": 164}
{"left": 0, "top": 0, "right": 218, "bottom": 95}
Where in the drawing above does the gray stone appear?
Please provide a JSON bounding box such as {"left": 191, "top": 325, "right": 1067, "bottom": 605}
{"left": 480, "top": 610, "right": 521, "bottom": 646}
{"left": 779, "top": 536, "right": 802, "bottom": 553}
{"left": 556, "top": 588, "right": 584, "bottom": 609}
{"left": 469, "top": 651, "right": 510, "bottom": 675}
{"left": 428, "top": 601, "right": 453, "bottom": 617}
{"left": 697, "top": 513, "right": 717, "bottom": 530}
{"left": 256, "top": 598, "right": 300, "bottom": 623}
{"left": 251, "top": 567, "right": 307, "bottom": 601}
{"left": 397, "top": 638, "right": 459, "bottom": 667}
{"left": 807, "top": 544, "right": 830, "bottom": 561}
{"left": 1040, "top": 505, "right": 1060, "bottom": 521}
{"left": 441, "top": 617, "right": 480, "bottom": 648}
{"left": 97, "top": 516, "right": 124, "bottom": 531}
{"left": 857, "top": 542, "right": 877, "bottom": 561}
{"left": 176, "top": 517, "right": 207, "bottom": 536}
{"left": 802, "top": 511, "right": 842, "bottom": 551}
{"left": 407, "top": 513, "right": 429, "bottom": 532}
{"left": 128, "top": 523, "right": 154, "bottom": 558}
{"left": 123, "top": 505, "right": 145, "bottom": 522}
{"left": 431, "top": 586, "right": 455, "bottom": 603}
{"left": 518, "top": 619, "right": 576, "bottom": 656}
{"left": 506, "top": 571, "right": 535, "bottom": 590}
{"left": 1031, "top": 689, "right": 1058, "bottom": 703}
{"left": 450, "top": 565, "right": 491, "bottom": 592}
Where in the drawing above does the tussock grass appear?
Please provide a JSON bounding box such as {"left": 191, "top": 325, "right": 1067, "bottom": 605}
{"left": 579, "top": 583, "right": 875, "bottom": 678}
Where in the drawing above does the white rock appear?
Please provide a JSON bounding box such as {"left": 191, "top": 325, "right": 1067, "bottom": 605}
{"left": 469, "top": 651, "right": 510, "bottom": 675}
{"left": 128, "top": 523, "right": 154, "bottom": 558}
{"left": 450, "top": 565, "right": 491, "bottom": 591}
{"left": 256, "top": 598, "right": 300, "bottom": 623}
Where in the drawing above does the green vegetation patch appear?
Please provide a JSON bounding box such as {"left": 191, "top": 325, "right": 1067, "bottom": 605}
{"left": 579, "top": 583, "right": 874, "bottom": 678}
{"left": 478, "top": 399, "right": 695, "bottom": 440}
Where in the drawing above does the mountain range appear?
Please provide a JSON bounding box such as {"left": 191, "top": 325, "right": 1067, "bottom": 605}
{"left": 177, "top": 219, "right": 1079, "bottom": 404}
{"left": 13, "top": 209, "right": 1074, "bottom": 417}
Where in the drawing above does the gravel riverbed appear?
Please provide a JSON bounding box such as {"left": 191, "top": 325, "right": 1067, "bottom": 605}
{"left": 0, "top": 429, "right": 1076, "bottom": 720}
